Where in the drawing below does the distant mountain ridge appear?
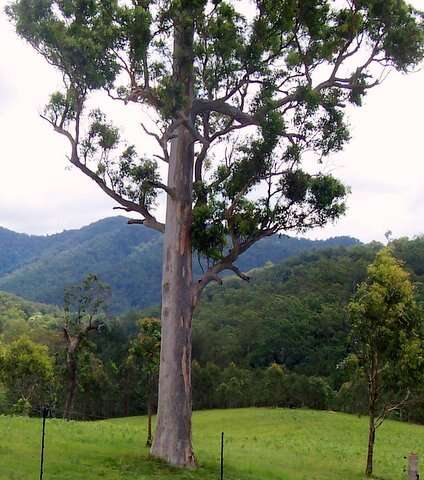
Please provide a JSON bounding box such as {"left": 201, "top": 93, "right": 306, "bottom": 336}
{"left": 0, "top": 217, "right": 360, "bottom": 312}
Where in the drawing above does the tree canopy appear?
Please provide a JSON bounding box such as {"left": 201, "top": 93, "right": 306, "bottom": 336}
{"left": 127, "top": 317, "right": 161, "bottom": 446}
{"left": 6, "top": 0, "right": 424, "bottom": 467}
{"left": 0, "top": 335, "right": 54, "bottom": 412}
{"left": 348, "top": 248, "right": 424, "bottom": 476}
{"left": 6, "top": 0, "right": 423, "bottom": 282}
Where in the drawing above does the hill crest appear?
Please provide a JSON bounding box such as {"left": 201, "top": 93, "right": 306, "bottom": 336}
{"left": 0, "top": 216, "right": 360, "bottom": 312}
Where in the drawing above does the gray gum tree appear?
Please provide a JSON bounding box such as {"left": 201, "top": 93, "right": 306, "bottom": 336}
{"left": 7, "top": 0, "right": 424, "bottom": 467}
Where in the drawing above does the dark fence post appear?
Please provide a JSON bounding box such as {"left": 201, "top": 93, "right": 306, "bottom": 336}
{"left": 220, "top": 432, "right": 224, "bottom": 480}
{"left": 39, "top": 406, "right": 49, "bottom": 480}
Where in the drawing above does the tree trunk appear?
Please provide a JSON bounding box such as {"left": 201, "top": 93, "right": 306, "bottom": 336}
{"left": 150, "top": 121, "right": 196, "bottom": 466}
{"left": 365, "top": 353, "right": 378, "bottom": 477}
{"left": 150, "top": 11, "right": 195, "bottom": 466}
{"left": 146, "top": 396, "right": 153, "bottom": 447}
{"left": 365, "top": 414, "right": 376, "bottom": 476}
{"left": 123, "top": 369, "right": 130, "bottom": 417}
{"left": 123, "top": 391, "right": 129, "bottom": 417}
{"left": 64, "top": 352, "right": 77, "bottom": 420}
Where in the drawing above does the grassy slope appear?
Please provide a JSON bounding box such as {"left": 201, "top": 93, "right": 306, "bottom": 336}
{"left": 1, "top": 408, "right": 422, "bottom": 480}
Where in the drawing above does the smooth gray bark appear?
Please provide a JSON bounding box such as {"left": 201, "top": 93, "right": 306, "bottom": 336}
{"left": 150, "top": 7, "right": 197, "bottom": 467}
{"left": 150, "top": 124, "right": 196, "bottom": 466}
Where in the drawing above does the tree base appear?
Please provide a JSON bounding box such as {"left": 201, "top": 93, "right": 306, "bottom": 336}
{"left": 150, "top": 443, "right": 197, "bottom": 469}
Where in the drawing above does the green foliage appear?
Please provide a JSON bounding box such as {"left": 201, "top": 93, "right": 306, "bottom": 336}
{"left": 215, "top": 362, "right": 254, "bottom": 408}
{"left": 3, "top": 238, "right": 424, "bottom": 422}
{"left": 124, "top": 316, "right": 161, "bottom": 431}
{"left": 79, "top": 110, "right": 161, "bottom": 209}
{"left": 362, "top": 0, "right": 424, "bottom": 71}
{"left": 156, "top": 75, "right": 187, "bottom": 119}
{"left": 191, "top": 201, "right": 227, "bottom": 261}
{"left": 192, "top": 360, "right": 221, "bottom": 409}
{"left": 347, "top": 248, "right": 424, "bottom": 474}
{"left": 43, "top": 89, "right": 78, "bottom": 127}
{"left": 349, "top": 248, "right": 424, "bottom": 393}
{"left": 76, "top": 350, "right": 110, "bottom": 417}
{"left": 193, "top": 360, "right": 333, "bottom": 411}
{"left": 10, "top": 397, "right": 32, "bottom": 416}
{"left": 0, "top": 217, "right": 358, "bottom": 312}
{"left": 287, "top": 374, "right": 334, "bottom": 410}
{"left": 0, "top": 383, "right": 8, "bottom": 414}
{"left": 64, "top": 273, "right": 110, "bottom": 334}
{"left": 0, "top": 290, "right": 61, "bottom": 342}
{"left": 127, "top": 317, "right": 161, "bottom": 379}
{"left": 0, "top": 335, "right": 54, "bottom": 409}
{"left": 7, "top": 0, "right": 423, "bottom": 271}
{"left": 334, "top": 376, "right": 369, "bottom": 415}
{"left": 119, "top": 4, "right": 152, "bottom": 74}
{"left": 194, "top": 244, "right": 378, "bottom": 375}
{"left": 263, "top": 363, "right": 286, "bottom": 407}
{"left": 6, "top": 0, "right": 121, "bottom": 90}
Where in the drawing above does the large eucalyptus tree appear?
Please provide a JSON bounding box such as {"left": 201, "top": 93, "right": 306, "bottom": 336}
{"left": 7, "top": 0, "right": 423, "bottom": 467}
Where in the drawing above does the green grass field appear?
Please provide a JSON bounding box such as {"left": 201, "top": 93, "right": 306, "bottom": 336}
{"left": 0, "top": 408, "right": 422, "bottom": 480}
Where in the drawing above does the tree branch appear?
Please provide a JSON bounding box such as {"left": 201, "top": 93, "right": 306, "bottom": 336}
{"left": 227, "top": 265, "right": 250, "bottom": 282}
{"left": 192, "top": 99, "right": 256, "bottom": 126}
{"left": 145, "top": 180, "right": 175, "bottom": 198}
{"left": 140, "top": 122, "right": 173, "bottom": 163}
{"left": 192, "top": 228, "right": 275, "bottom": 306}
{"left": 41, "top": 112, "right": 165, "bottom": 234}
{"left": 375, "top": 390, "right": 411, "bottom": 429}
{"left": 63, "top": 326, "right": 70, "bottom": 345}
{"left": 108, "top": 85, "right": 162, "bottom": 110}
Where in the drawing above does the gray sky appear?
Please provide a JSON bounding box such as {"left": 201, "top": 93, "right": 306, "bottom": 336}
{"left": 1, "top": 1, "right": 423, "bottom": 242}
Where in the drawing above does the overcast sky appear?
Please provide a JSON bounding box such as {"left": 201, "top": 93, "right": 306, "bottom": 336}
{"left": 1, "top": 1, "right": 423, "bottom": 243}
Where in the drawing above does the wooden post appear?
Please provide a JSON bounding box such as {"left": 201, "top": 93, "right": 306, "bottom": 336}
{"left": 408, "top": 453, "right": 419, "bottom": 480}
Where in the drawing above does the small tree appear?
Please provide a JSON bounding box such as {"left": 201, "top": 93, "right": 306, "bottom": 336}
{"left": 0, "top": 336, "right": 54, "bottom": 413}
{"left": 62, "top": 274, "right": 110, "bottom": 420}
{"left": 348, "top": 248, "right": 424, "bottom": 477}
{"left": 7, "top": 0, "right": 424, "bottom": 466}
{"left": 263, "top": 363, "right": 286, "bottom": 407}
{"left": 192, "top": 361, "right": 221, "bottom": 409}
{"left": 127, "top": 317, "right": 161, "bottom": 447}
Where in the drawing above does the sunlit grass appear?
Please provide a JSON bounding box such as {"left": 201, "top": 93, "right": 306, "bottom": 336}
{"left": 0, "top": 408, "right": 422, "bottom": 480}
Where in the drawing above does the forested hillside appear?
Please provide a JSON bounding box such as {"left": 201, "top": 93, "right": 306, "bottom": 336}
{"left": 2, "top": 237, "right": 424, "bottom": 421}
{"left": 193, "top": 244, "right": 379, "bottom": 378}
{"left": 0, "top": 290, "right": 62, "bottom": 357}
{"left": 193, "top": 238, "right": 424, "bottom": 375}
{"left": 0, "top": 217, "right": 358, "bottom": 312}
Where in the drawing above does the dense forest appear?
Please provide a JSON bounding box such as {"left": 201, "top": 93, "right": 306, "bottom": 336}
{"left": 2, "top": 236, "right": 424, "bottom": 422}
{"left": 0, "top": 217, "right": 358, "bottom": 312}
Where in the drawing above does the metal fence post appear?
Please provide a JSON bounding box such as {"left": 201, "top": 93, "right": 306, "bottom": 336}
{"left": 39, "top": 406, "right": 49, "bottom": 480}
{"left": 220, "top": 432, "right": 224, "bottom": 480}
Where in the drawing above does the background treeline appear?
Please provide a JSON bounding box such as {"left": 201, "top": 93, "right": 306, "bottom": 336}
{"left": 1, "top": 237, "right": 424, "bottom": 422}
{"left": 0, "top": 216, "right": 358, "bottom": 312}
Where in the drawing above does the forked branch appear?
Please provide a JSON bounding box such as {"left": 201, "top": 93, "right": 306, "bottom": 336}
{"left": 40, "top": 108, "right": 165, "bottom": 234}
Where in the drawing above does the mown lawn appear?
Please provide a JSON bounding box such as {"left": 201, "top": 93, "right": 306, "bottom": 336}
{"left": 0, "top": 408, "right": 422, "bottom": 480}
